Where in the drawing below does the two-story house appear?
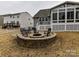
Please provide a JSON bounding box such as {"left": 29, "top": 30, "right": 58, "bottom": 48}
{"left": 3, "top": 12, "right": 34, "bottom": 29}
{"left": 33, "top": 9, "right": 50, "bottom": 31}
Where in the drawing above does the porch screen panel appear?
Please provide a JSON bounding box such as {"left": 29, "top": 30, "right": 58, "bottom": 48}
{"left": 59, "top": 9, "right": 65, "bottom": 23}
{"left": 52, "top": 13, "right": 57, "bottom": 23}
{"left": 76, "top": 8, "right": 79, "bottom": 22}
{"left": 67, "top": 8, "right": 74, "bottom": 23}
{"left": 52, "top": 10, "right": 57, "bottom": 23}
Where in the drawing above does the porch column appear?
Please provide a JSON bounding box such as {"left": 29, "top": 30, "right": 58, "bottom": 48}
{"left": 51, "top": 11, "right": 53, "bottom": 31}
{"left": 57, "top": 9, "right": 59, "bottom": 23}
{"left": 74, "top": 7, "right": 76, "bottom": 22}
{"left": 65, "top": 8, "right": 67, "bottom": 23}
{"left": 65, "top": 8, "right": 67, "bottom": 31}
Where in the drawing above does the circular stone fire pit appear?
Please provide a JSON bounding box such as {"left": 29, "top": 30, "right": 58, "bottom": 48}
{"left": 16, "top": 32, "right": 56, "bottom": 48}
{"left": 30, "top": 33, "right": 44, "bottom": 38}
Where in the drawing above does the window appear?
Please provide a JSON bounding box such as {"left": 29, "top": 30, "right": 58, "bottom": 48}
{"left": 76, "top": 8, "right": 79, "bottom": 22}
{"left": 67, "top": 9, "right": 74, "bottom": 23}
{"left": 67, "top": 11, "right": 74, "bottom": 22}
{"left": 52, "top": 13, "right": 57, "bottom": 23}
{"left": 76, "top": 11, "right": 79, "bottom": 22}
{"left": 10, "top": 15, "right": 12, "bottom": 18}
{"left": 76, "top": 11, "right": 79, "bottom": 19}
{"left": 44, "top": 18, "right": 46, "bottom": 21}
{"left": 46, "top": 18, "right": 48, "bottom": 21}
{"left": 53, "top": 13, "right": 57, "bottom": 20}
{"left": 67, "top": 11, "right": 74, "bottom": 19}
{"left": 39, "top": 18, "right": 41, "bottom": 21}
{"left": 16, "top": 21, "right": 19, "bottom": 25}
{"left": 42, "top": 18, "right": 44, "bottom": 21}
{"left": 17, "top": 15, "right": 19, "bottom": 18}
{"left": 59, "top": 12, "right": 65, "bottom": 23}
{"left": 59, "top": 12, "right": 65, "bottom": 20}
{"left": 39, "top": 18, "right": 42, "bottom": 21}
{"left": 13, "top": 16, "right": 15, "bottom": 18}
{"left": 76, "top": 20, "right": 79, "bottom": 22}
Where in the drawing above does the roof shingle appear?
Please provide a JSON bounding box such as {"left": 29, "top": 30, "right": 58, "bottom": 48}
{"left": 34, "top": 9, "right": 50, "bottom": 18}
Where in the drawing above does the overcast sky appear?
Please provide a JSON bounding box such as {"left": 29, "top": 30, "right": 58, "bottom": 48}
{"left": 0, "top": 1, "right": 65, "bottom": 16}
{"left": 0, "top": 1, "right": 75, "bottom": 17}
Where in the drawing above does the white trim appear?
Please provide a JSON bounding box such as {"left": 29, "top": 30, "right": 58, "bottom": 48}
{"left": 65, "top": 5, "right": 67, "bottom": 31}
{"left": 74, "top": 7, "right": 76, "bottom": 23}
{"left": 52, "top": 6, "right": 79, "bottom": 10}
{"left": 57, "top": 9, "right": 59, "bottom": 23}
{"left": 51, "top": 11, "right": 53, "bottom": 31}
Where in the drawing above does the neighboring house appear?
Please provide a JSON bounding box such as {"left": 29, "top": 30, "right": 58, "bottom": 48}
{"left": 33, "top": 9, "right": 51, "bottom": 31}
{"left": 3, "top": 12, "right": 34, "bottom": 29}
{"left": 34, "top": 1, "right": 79, "bottom": 32}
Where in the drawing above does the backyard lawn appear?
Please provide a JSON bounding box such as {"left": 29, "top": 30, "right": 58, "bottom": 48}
{"left": 0, "top": 28, "right": 79, "bottom": 57}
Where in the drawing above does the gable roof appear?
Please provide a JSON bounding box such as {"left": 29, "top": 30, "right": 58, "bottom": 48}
{"left": 2, "top": 12, "right": 29, "bottom": 16}
{"left": 3, "top": 13, "right": 20, "bottom": 16}
{"left": 51, "top": 1, "right": 79, "bottom": 10}
{"left": 34, "top": 1, "right": 79, "bottom": 18}
{"left": 34, "top": 9, "right": 50, "bottom": 18}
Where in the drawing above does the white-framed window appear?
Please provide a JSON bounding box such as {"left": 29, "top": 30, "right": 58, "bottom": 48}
{"left": 76, "top": 8, "right": 79, "bottom": 22}
{"left": 67, "top": 8, "right": 74, "bottom": 23}
{"left": 10, "top": 15, "right": 12, "bottom": 18}
{"left": 17, "top": 15, "right": 19, "bottom": 18}
{"left": 52, "top": 13, "right": 57, "bottom": 23}
{"left": 13, "top": 16, "right": 15, "bottom": 18}
{"left": 39, "top": 18, "right": 41, "bottom": 21}
{"left": 59, "top": 9, "right": 65, "bottom": 23}
{"left": 52, "top": 10, "right": 57, "bottom": 23}
{"left": 53, "top": 13, "right": 57, "bottom": 20}
{"left": 42, "top": 18, "right": 44, "bottom": 21}
{"left": 45, "top": 18, "right": 48, "bottom": 21}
